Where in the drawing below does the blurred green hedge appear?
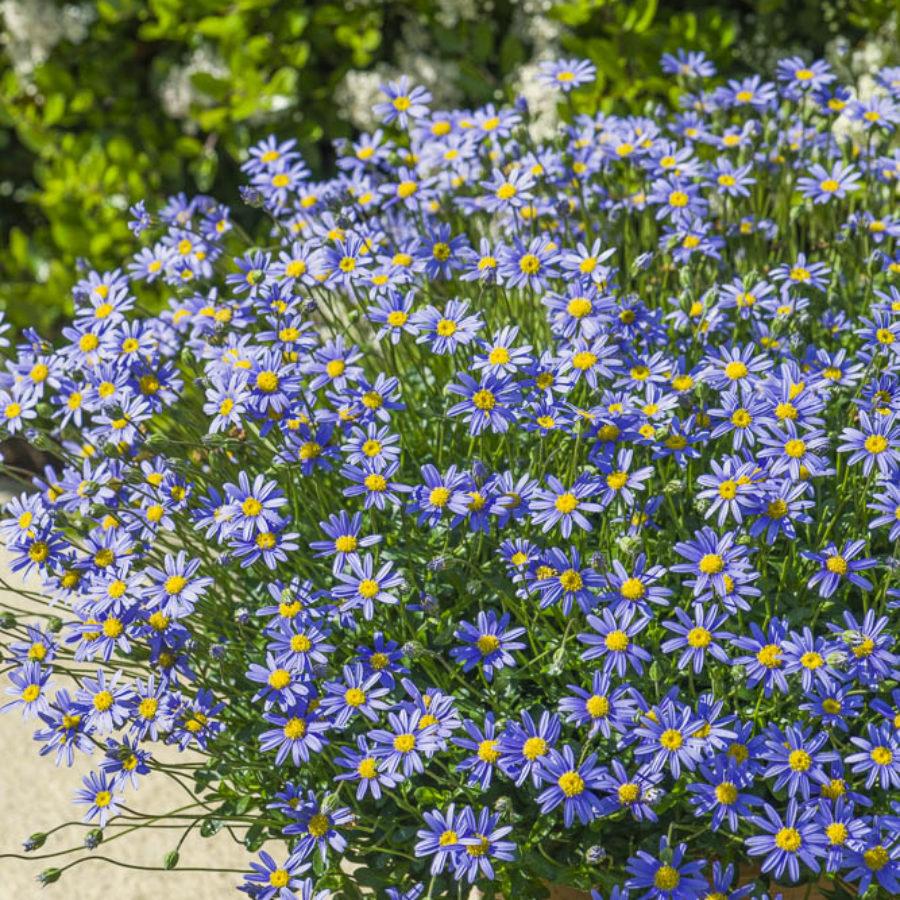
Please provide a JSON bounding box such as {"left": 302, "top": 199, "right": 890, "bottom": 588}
{"left": 0, "top": 0, "right": 894, "bottom": 330}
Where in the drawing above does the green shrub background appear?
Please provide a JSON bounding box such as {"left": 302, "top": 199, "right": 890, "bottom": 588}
{"left": 0, "top": 0, "right": 895, "bottom": 331}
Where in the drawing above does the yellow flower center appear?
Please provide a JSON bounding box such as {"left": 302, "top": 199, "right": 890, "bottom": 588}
{"left": 164, "top": 575, "right": 187, "bottom": 595}
{"left": 393, "top": 733, "right": 416, "bottom": 753}
{"left": 715, "top": 782, "right": 738, "bottom": 804}
{"left": 865, "top": 434, "right": 888, "bottom": 454}
{"left": 724, "top": 361, "right": 748, "bottom": 380}
{"left": 864, "top": 846, "right": 889, "bottom": 871}
{"left": 559, "top": 569, "right": 583, "bottom": 592}
{"left": 605, "top": 630, "right": 629, "bottom": 652}
{"left": 718, "top": 480, "right": 737, "bottom": 500}
{"left": 478, "top": 739, "right": 500, "bottom": 762}
{"left": 307, "top": 813, "right": 329, "bottom": 838}
{"left": 687, "top": 627, "right": 712, "bottom": 648}
{"left": 21, "top": 684, "right": 41, "bottom": 702}
{"left": 477, "top": 634, "right": 500, "bottom": 655}
{"left": 567, "top": 297, "right": 592, "bottom": 318}
{"left": 364, "top": 474, "right": 387, "bottom": 492}
{"left": 287, "top": 632, "right": 311, "bottom": 654}
{"left": 102, "top": 617, "right": 123, "bottom": 638}
{"left": 519, "top": 253, "right": 541, "bottom": 274}
{"left": 572, "top": 351, "right": 597, "bottom": 370}
{"left": 757, "top": 644, "right": 782, "bottom": 668}
{"left": 800, "top": 651, "right": 823, "bottom": 669}
{"left": 93, "top": 690, "right": 114, "bottom": 711}
{"left": 325, "top": 359, "right": 346, "bottom": 379}
{"left": 557, "top": 771, "right": 585, "bottom": 797}
{"left": 283, "top": 718, "right": 306, "bottom": 739}
{"left": 344, "top": 687, "right": 366, "bottom": 707}
{"left": 775, "top": 827, "right": 802, "bottom": 852}
{"left": 473, "top": 389, "right": 496, "bottom": 410}
{"left": 585, "top": 695, "right": 609, "bottom": 718}
{"left": 819, "top": 778, "right": 844, "bottom": 802}
{"left": 334, "top": 535, "right": 357, "bottom": 554}
{"left": 269, "top": 869, "right": 290, "bottom": 888}
{"left": 660, "top": 728, "right": 683, "bottom": 750}
{"left": 654, "top": 866, "right": 680, "bottom": 890}
{"left": 267, "top": 669, "right": 291, "bottom": 690}
{"left": 255, "top": 371, "right": 279, "bottom": 392}
{"left": 698, "top": 553, "right": 724, "bottom": 574}
{"left": 358, "top": 579, "right": 380, "bottom": 600}
{"left": 522, "top": 736, "right": 548, "bottom": 760}
{"left": 871, "top": 746, "right": 893, "bottom": 766}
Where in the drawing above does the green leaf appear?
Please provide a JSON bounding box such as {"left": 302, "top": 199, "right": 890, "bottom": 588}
{"left": 190, "top": 72, "right": 231, "bottom": 102}
{"left": 43, "top": 94, "right": 66, "bottom": 126}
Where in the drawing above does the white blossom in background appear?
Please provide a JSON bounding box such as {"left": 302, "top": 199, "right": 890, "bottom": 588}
{"left": 0, "top": 0, "right": 93, "bottom": 77}
{"left": 335, "top": 19, "right": 463, "bottom": 130}
{"left": 335, "top": 67, "right": 389, "bottom": 130}
{"left": 511, "top": 10, "right": 564, "bottom": 141}
{"left": 514, "top": 61, "right": 560, "bottom": 140}
{"left": 434, "top": 0, "right": 479, "bottom": 30}
{"left": 158, "top": 47, "right": 229, "bottom": 125}
{"left": 335, "top": 3, "right": 568, "bottom": 131}
{"left": 827, "top": 18, "right": 897, "bottom": 144}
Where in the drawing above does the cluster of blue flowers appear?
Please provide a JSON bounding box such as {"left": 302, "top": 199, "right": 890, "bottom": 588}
{"left": 1, "top": 48, "right": 899, "bottom": 899}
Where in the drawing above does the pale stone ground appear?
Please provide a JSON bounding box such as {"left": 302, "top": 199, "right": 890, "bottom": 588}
{"left": 0, "top": 519, "right": 249, "bottom": 898}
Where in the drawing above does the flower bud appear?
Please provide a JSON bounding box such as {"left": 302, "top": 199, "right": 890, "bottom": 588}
{"left": 239, "top": 187, "right": 265, "bottom": 208}
{"left": 401, "top": 640, "right": 426, "bottom": 659}
{"left": 24, "top": 832, "right": 46, "bottom": 851}
{"left": 84, "top": 829, "right": 103, "bottom": 849}
{"left": 38, "top": 868, "right": 62, "bottom": 886}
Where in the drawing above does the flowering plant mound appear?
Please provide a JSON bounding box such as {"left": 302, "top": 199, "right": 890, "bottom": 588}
{"left": 1, "top": 50, "right": 899, "bottom": 900}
